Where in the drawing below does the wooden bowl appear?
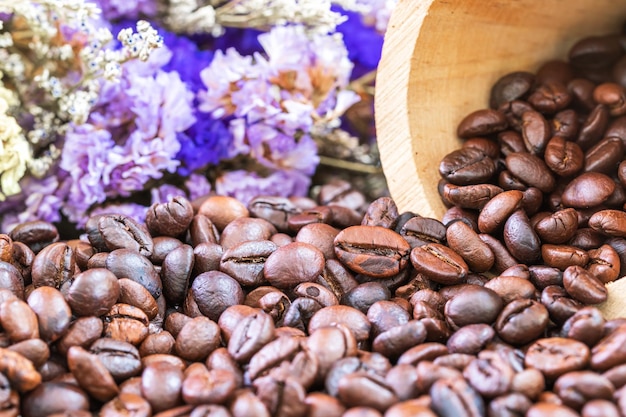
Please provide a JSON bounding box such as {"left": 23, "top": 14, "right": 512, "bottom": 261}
{"left": 374, "top": 0, "right": 626, "bottom": 318}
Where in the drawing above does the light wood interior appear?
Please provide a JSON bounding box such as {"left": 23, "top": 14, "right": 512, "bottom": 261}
{"left": 375, "top": 0, "right": 626, "bottom": 318}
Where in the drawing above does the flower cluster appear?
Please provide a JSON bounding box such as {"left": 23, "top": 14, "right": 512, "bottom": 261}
{"left": 0, "top": 0, "right": 391, "bottom": 233}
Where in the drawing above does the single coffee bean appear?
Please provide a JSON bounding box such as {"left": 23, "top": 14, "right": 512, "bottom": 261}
{"left": 430, "top": 377, "right": 485, "bottom": 417}
{"left": 190, "top": 271, "right": 244, "bottom": 322}
{"left": 442, "top": 183, "right": 503, "bottom": 210}
{"left": 9, "top": 221, "right": 59, "bottom": 254}
{"left": 525, "top": 337, "right": 590, "bottom": 380}
{"left": 446, "top": 324, "right": 494, "bottom": 355}
{"left": 457, "top": 108, "right": 508, "bottom": 138}
{"left": 67, "top": 346, "right": 119, "bottom": 402}
{"left": 66, "top": 268, "right": 120, "bottom": 317}
{"left": 174, "top": 316, "right": 221, "bottom": 362}
{"left": 90, "top": 338, "right": 142, "bottom": 382}
{"left": 140, "top": 361, "right": 183, "bottom": 412}
{"left": 561, "top": 172, "right": 616, "bottom": 208}
{"left": 446, "top": 220, "right": 494, "bottom": 272}
{"left": 228, "top": 310, "right": 275, "bottom": 363}
{"left": 444, "top": 285, "right": 503, "bottom": 330}
{"left": 521, "top": 110, "right": 551, "bottom": 153}
{"left": 21, "top": 382, "right": 89, "bottom": 417}
{"left": 334, "top": 226, "right": 410, "bottom": 279}
{"left": 553, "top": 370, "right": 614, "bottom": 410}
{"left": 309, "top": 305, "right": 371, "bottom": 345}
{"left": 528, "top": 81, "right": 572, "bottom": 113}
{"left": 26, "top": 286, "right": 71, "bottom": 343}
{"left": 577, "top": 104, "right": 610, "bottom": 150}
{"left": 589, "top": 209, "right": 626, "bottom": 237}
{"left": 463, "top": 350, "right": 515, "bottom": 398}
{"left": 103, "top": 304, "right": 150, "bottom": 346}
{"left": 495, "top": 299, "right": 549, "bottom": 345}
{"left": 506, "top": 152, "right": 555, "bottom": 193}
{"left": 439, "top": 147, "right": 496, "bottom": 185}
{"left": 541, "top": 244, "right": 589, "bottom": 270}
{"left": 490, "top": 71, "right": 535, "bottom": 109}
{"left": 560, "top": 306, "right": 605, "bottom": 346}
{"left": 591, "top": 324, "right": 626, "bottom": 372}
{"left": 161, "top": 243, "right": 194, "bottom": 305}
{"left": 30, "top": 242, "right": 75, "bottom": 290}
{"left": 562, "top": 265, "right": 608, "bottom": 304}
{"left": 503, "top": 209, "right": 541, "bottom": 263}
{"left": 145, "top": 196, "right": 194, "bottom": 238}
{"left": 105, "top": 249, "right": 162, "bottom": 299}
{"left": 97, "top": 215, "right": 153, "bottom": 257}
{"left": 544, "top": 136, "right": 584, "bottom": 177}
{"left": 410, "top": 243, "right": 469, "bottom": 285}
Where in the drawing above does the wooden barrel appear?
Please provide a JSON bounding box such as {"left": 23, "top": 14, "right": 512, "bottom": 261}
{"left": 374, "top": 0, "right": 626, "bottom": 318}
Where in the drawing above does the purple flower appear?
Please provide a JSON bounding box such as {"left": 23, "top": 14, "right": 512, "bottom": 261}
{"left": 161, "top": 31, "right": 215, "bottom": 94}
{"left": 215, "top": 169, "right": 310, "bottom": 206}
{"left": 175, "top": 114, "right": 232, "bottom": 175}
{"left": 334, "top": 7, "right": 385, "bottom": 79}
{"left": 60, "top": 51, "right": 196, "bottom": 224}
{"left": 185, "top": 173, "right": 212, "bottom": 201}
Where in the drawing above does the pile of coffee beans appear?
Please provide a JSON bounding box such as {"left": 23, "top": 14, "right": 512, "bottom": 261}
{"left": 2, "top": 25, "right": 626, "bottom": 417}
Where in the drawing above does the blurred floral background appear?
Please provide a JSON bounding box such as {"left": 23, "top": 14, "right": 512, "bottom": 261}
{"left": 0, "top": 0, "right": 395, "bottom": 234}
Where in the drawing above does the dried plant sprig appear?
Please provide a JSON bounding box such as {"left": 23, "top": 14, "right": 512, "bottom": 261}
{"left": 162, "top": 0, "right": 361, "bottom": 35}
{"left": 0, "top": 0, "right": 163, "bottom": 196}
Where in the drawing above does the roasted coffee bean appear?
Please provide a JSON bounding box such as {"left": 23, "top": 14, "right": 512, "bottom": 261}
{"left": 478, "top": 190, "right": 523, "bottom": 235}
{"left": 505, "top": 152, "right": 555, "bottom": 193}
{"left": 309, "top": 305, "right": 370, "bottom": 345}
{"left": 262, "top": 242, "right": 325, "bottom": 287}
{"left": 484, "top": 276, "right": 536, "bottom": 304}
{"left": 337, "top": 371, "right": 398, "bottom": 412}
{"left": 117, "top": 278, "right": 159, "bottom": 320}
{"left": 594, "top": 82, "right": 626, "bottom": 116}
{"left": 439, "top": 147, "right": 496, "bottom": 185}
{"left": 495, "top": 299, "right": 549, "bottom": 345}
{"left": 21, "top": 382, "right": 89, "bottom": 417}
{"left": 219, "top": 240, "right": 276, "bottom": 287}
{"left": 446, "top": 324, "right": 494, "bottom": 355}
{"left": 198, "top": 196, "right": 249, "bottom": 232}
{"left": 504, "top": 209, "right": 541, "bottom": 263}
{"left": 457, "top": 108, "right": 508, "bottom": 138}
{"left": 188, "top": 214, "right": 220, "bottom": 246}
{"left": 568, "top": 77, "right": 597, "bottom": 111}
{"left": 66, "top": 268, "right": 120, "bottom": 317}
{"left": 577, "top": 104, "right": 611, "bottom": 150}
{"left": 98, "top": 215, "right": 153, "bottom": 257}
{"left": 175, "top": 316, "right": 221, "bottom": 362}
{"left": 334, "top": 226, "right": 410, "bottom": 278}
{"left": 561, "top": 172, "right": 615, "bottom": 209}
{"left": 105, "top": 249, "right": 162, "bottom": 299}
{"left": 140, "top": 361, "right": 183, "bottom": 412}
{"left": 146, "top": 196, "right": 194, "bottom": 238}
{"left": 161, "top": 244, "right": 194, "bottom": 305}
{"left": 26, "top": 286, "right": 71, "bottom": 343}
{"left": 0, "top": 298, "right": 38, "bottom": 342}
{"left": 569, "top": 34, "right": 624, "bottom": 69}
{"left": 551, "top": 109, "right": 580, "bottom": 140}
{"left": 446, "top": 220, "right": 494, "bottom": 272}
{"left": 589, "top": 209, "right": 626, "bottom": 237}
{"left": 544, "top": 136, "right": 584, "bottom": 177}
{"left": 399, "top": 217, "right": 447, "bottom": 249}
{"left": 581, "top": 399, "right": 621, "bottom": 417}
{"left": 67, "top": 346, "right": 119, "bottom": 402}
{"left": 441, "top": 183, "right": 503, "bottom": 210}
{"left": 444, "top": 285, "right": 503, "bottom": 330}
{"left": 541, "top": 244, "right": 589, "bottom": 270}
{"left": 151, "top": 237, "right": 184, "bottom": 265}
{"left": 528, "top": 81, "right": 572, "bottom": 113}
{"left": 30, "top": 242, "right": 75, "bottom": 290}
{"left": 525, "top": 337, "right": 590, "bottom": 380}
{"left": 526, "top": 402, "right": 579, "bottom": 417}
{"left": 100, "top": 393, "right": 151, "bottom": 417}
{"left": 410, "top": 243, "right": 468, "bottom": 285}
{"left": 560, "top": 306, "right": 605, "bottom": 346}
{"left": 56, "top": 316, "right": 104, "bottom": 356}
{"left": 9, "top": 221, "right": 59, "bottom": 254}
{"left": 490, "top": 71, "right": 535, "bottom": 108}
{"left": 553, "top": 370, "right": 614, "bottom": 410}
{"left": 181, "top": 363, "right": 238, "bottom": 405}
{"left": 534, "top": 208, "right": 579, "bottom": 244}
{"left": 228, "top": 310, "right": 275, "bottom": 363}
{"left": 247, "top": 196, "right": 301, "bottom": 233}
{"left": 103, "top": 304, "right": 149, "bottom": 346}
{"left": 430, "top": 377, "right": 485, "bottom": 417}
{"left": 90, "top": 338, "right": 142, "bottom": 382}
{"left": 562, "top": 265, "right": 607, "bottom": 304}
{"left": 521, "top": 110, "right": 551, "bottom": 153}
{"left": 190, "top": 271, "right": 244, "bottom": 322}
{"left": 541, "top": 285, "right": 583, "bottom": 325}
{"left": 591, "top": 324, "right": 626, "bottom": 372}
{"left": 464, "top": 350, "right": 514, "bottom": 398}
{"left": 372, "top": 320, "right": 427, "bottom": 359}
{"left": 584, "top": 136, "right": 624, "bottom": 174}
